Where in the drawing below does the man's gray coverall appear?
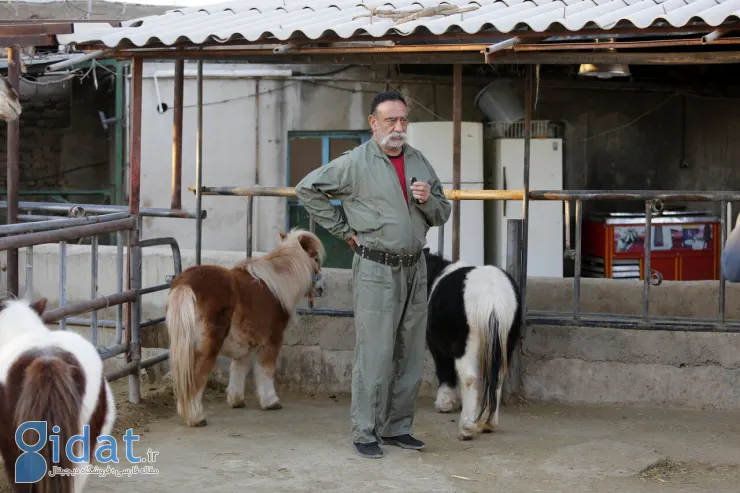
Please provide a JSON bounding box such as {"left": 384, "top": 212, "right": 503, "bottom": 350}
{"left": 295, "top": 138, "right": 451, "bottom": 444}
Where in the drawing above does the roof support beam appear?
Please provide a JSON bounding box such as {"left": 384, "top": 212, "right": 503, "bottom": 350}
{"left": 109, "top": 49, "right": 740, "bottom": 65}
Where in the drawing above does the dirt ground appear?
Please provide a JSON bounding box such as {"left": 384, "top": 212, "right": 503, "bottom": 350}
{"left": 3, "top": 377, "right": 740, "bottom": 493}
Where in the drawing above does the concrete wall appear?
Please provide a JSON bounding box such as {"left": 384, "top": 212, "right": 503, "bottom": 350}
{"left": 135, "top": 61, "right": 484, "bottom": 255}
{"left": 5, "top": 245, "right": 740, "bottom": 409}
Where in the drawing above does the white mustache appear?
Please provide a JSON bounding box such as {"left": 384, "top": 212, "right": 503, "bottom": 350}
{"left": 381, "top": 131, "right": 406, "bottom": 147}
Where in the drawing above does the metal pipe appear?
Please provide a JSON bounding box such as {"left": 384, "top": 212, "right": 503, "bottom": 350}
{"left": 139, "top": 236, "right": 182, "bottom": 275}
{"left": 192, "top": 185, "right": 740, "bottom": 203}
{"left": 116, "top": 230, "right": 123, "bottom": 344}
{"left": 6, "top": 45, "right": 20, "bottom": 296}
{"left": 247, "top": 195, "right": 253, "bottom": 258}
{"left": 195, "top": 60, "right": 204, "bottom": 265}
{"left": 0, "top": 212, "right": 129, "bottom": 236}
{"left": 506, "top": 219, "right": 522, "bottom": 286}
{"left": 514, "top": 36, "right": 740, "bottom": 51}
{"left": 24, "top": 245, "right": 33, "bottom": 298}
{"left": 520, "top": 65, "right": 533, "bottom": 324}
{"left": 0, "top": 201, "right": 203, "bottom": 218}
{"left": 59, "top": 241, "right": 66, "bottom": 330}
{"left": 45, "top": 49, "right": 113, "bottom": 72}
{"left": 138, "top": 283, "right": 171, "bottom": 295}
{"left": 0, "top": 217, "right": 136, "bottom": 251}
{"left": 574, "top": 200, "right": 582, "bottom": 320}
{"left": 41, "top": 289, "right": 138, "bottom": 324}
{"left": 91, "top": 235, "right": 98, "bottom": 345}
{"left": 437, "top": 223, "right": 444, "bottom": 259}
{"left": 452, "top": 63, "right": 462, "bottom": 262}
{"left": 527, "top": 312, "right": 740, "bottom": 333}
{"left": 128, "top": 216, "right": 142, "bottom": 404}
{"left": 719, "top": 201, "right": 727, "bottom": 329}
{"left": 702, "top": 28, "right": 730, "bottom": 44}
{"left": 106, "top": 350, "right": 169, "bottom": 382}
{"left": 642, "top": 201, "right": 653, "bottom": 321}
{"left": 485, "top": 37, "right": 521, "bottom": 55}
{"left": 171, "top": 59, "right": 184, "bottom": 210}
{"left": 99, "top": 343, "right": 127, "bottom": 360}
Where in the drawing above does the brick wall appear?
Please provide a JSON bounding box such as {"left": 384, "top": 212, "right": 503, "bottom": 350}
{"left": 0, "top": 75, "right": 112, "bottom": 206}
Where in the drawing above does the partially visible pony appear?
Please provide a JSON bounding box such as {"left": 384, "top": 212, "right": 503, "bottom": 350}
{"left": 0, "top": 297, "right": 116, "bottom": 493}
{"left": 0, "top": 75, "right": 21, "bottom": 122}
{"left": 423, "top": 249, "right": 522, "bottom": 441}
{"left": 166, "top": 228, "right": 326, "bottom": 427}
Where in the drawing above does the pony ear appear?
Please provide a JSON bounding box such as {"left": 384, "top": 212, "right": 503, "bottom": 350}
{"left": 278, "top": 232, "right": 287, "bottom": 241}
{"left": 30, "top": 297, "right": 47, "bottom": 315}
{"left": 423, "top": 247, "right": 430, "bottom": 253}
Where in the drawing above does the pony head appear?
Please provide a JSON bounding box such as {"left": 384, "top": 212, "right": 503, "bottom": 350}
{"left": 277, "top": 228, "right": 327, "bottom": 299}
{"left": 0, "top": 75, "right": 21, "bottom": 122}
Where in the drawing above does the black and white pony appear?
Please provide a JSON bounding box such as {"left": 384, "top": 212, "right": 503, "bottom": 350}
{"left": 423, "top": 248, "right": 522, "bottom": 441}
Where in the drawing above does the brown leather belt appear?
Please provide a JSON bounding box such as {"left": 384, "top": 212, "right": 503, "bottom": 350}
{"left": 353, "top": 244, "right": 422, "bottom": 268}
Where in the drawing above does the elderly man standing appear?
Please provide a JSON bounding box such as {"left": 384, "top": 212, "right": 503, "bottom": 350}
{"left": 295, "top": 91, "right": 451, "bottom": 459}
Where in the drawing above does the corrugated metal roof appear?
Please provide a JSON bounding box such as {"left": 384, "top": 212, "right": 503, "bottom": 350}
{"left": 57, "top": 0, "right": 740, "bottom": 48}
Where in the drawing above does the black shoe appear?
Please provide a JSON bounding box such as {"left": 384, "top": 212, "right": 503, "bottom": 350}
{"left": 353, "top": 441, "right": 384, "bottom": 459}
{"left": 379, "top": 434, "right": 425, "bottom": 450}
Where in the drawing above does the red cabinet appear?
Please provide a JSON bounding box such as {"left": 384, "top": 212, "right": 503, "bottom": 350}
{"left": 582, "top": 213, "right": 720, "bottom": 281}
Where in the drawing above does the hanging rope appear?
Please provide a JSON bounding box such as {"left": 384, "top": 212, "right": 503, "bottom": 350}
{"left": 354, "top": 5, "right": 479, "bottom": 25}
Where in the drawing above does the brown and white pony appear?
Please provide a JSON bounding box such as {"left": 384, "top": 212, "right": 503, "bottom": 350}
{"left": 0, "top": 297, "right": 116, "bottom": 493}
{"left": 166, "top": 228, "right": 326, "bottom": 427}
{"left": 0, "top": 75, "right": 21, "bottom": 121}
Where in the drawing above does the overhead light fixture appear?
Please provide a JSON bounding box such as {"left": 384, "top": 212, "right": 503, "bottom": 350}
{"left": 577, "top": 39, "right": 631, "bottom": 79}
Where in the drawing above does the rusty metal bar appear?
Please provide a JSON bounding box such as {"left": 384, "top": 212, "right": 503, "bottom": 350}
{"left": 170, "top": 59, "right": 184, "bottom": 210}
{"left": 41, "top": 289, "right": 138, "bottom": 324}
{"left": 106, "top": 350, "right": 169, "bottom": 382}
{"left": 574, "top": 199, "right": 582, "bottom": 320}
{"left": 6, "top": 45, "right": 20, "bottom": 296}
{"left": 129, "top": 56, "right": 143, "bottom": 216}
{"left": 642, "top": 201, "right": 653, "bottom": 321}
{"left": 451, "top": 63, "right": 462, "bottom": 262}
{"left": 0, "top": 212, "right": 129, "bottom": 236}
{"left": 520, "top": 65, "right": 533, "bottom": 324}
{"left": 513, "top": 36, "right": 740, "bottom": 52}
{"left": 720, "top": 201, "right": 728, "bottom": 329}
{"left": 191, "top": 185, "right": 740, "bottom": 202}
{"left": 0, "top": 217, "right": 135, "bottom": 251}
{"left": 0, "top": 201, "right": 203, "bottom": 218}
{"left": 195, "top": 60, "right": 204, "bottom": 265}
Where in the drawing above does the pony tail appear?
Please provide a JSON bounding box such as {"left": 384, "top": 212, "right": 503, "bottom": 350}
{"left": 14, "top": 355, "right": 82, "bottom": 493}
{"left": 166, "top": 284, "right": 199, "bottom": 425}
{"left": 476, "top": 309, "right": 503, "bottom": 424}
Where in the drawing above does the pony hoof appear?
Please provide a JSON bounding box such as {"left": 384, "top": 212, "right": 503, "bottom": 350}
{"left": 264, "top": 402, "right": 283, "bottom": 410}
{"left": 481, "top": 425, "right": 495, "bottom": 434}
{"left": 195, "top": 419, "right": 208, "bottom": 427}
{"left": 458, "top": 431, "right": 474, "bottom": 441}
{"left": 231, "top": 401, "right": 246, "bottom": 409}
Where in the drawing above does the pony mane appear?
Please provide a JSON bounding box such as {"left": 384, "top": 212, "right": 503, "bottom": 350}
{"left": 236, "top": 228, "right": 323, "bottom": 313}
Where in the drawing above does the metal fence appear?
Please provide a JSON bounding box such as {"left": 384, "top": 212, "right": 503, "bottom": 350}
{"left": 0, "top": 201, "right": 193, "bottom": 404}
{"left": 190, "top": 185, "right": 740, "bottom": 333}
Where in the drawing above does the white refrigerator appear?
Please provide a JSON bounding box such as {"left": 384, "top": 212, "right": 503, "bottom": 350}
{"left": 405, "top": 121, "right": 485, "bottom": 266}
{"left": 485, "top": 138, "right": 564, "bottom": 278}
